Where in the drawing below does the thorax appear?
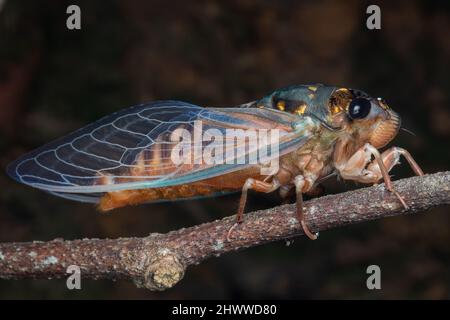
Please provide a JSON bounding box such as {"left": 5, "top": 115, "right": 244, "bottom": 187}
{"left": 276, "top": 128, "right": 338, "bottom": 185}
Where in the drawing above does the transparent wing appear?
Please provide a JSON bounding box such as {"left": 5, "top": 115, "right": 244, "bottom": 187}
{"left": 7, "top": 101, "right": 318, "bottom": 202}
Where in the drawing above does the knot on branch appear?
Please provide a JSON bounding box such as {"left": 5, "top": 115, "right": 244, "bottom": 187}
{"left": 139, "top": 248, "right": 185, "bottom": 291}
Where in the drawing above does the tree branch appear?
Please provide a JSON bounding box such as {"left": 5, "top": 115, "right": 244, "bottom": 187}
{"left": 1, "top": 171, "right": 449, "bottom": 290}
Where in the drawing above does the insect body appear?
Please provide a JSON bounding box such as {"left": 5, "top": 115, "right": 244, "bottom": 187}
{"left": 7, "top": 84, "right": 424, "bottom": 240}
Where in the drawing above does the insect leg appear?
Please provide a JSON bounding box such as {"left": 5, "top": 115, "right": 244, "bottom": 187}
{"left": 227, "top": 178, "right": 280, "bottom": 241}
{"left": 361, "top": 144, "right": 409, "bottom": 209}
{"left": 336, "top": 143, "right": 422, "bottom": 209}
{"left": 366, "top": 146, "right": 424, "bottom": 178}
{"left": 279, "top": 183, "right": 324, "bottom": 204}
{"left": 294, "top": 175, "right": 318, "bottom": 240}
{"left": 236, "top": 178, "right": 280, "bottom": 222}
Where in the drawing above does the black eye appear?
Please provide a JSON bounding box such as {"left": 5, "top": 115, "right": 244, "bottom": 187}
{"left": 348, "top": 98, "right": 371, "bottom": 119}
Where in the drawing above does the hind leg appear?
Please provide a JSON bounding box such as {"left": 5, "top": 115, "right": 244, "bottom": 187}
{"left": 227, "top": 178, "right": 280, "bottom": 241}
{"left": 235, "top": 178, "right": 280, "bottom": 222}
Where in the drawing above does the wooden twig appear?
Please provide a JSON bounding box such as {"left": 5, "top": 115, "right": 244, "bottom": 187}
{"left": 0, "top": 171, "right": 449, "bottom": 290}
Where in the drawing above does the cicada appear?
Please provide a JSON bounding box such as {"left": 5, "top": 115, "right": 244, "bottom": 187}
{"left": 7, "top": 84, "right": 424, "bottom": 240}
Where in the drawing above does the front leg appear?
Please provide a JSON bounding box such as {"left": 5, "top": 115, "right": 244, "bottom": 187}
{"left": 336, "top": 143, "right": 424, "bottom": 208}
{"left": 366, "top": 146, "right": 424, "bottom": 180}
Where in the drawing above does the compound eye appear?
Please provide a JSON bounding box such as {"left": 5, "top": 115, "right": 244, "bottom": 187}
{"left": 348, "top": 98, "right": 371, "bottom": 119}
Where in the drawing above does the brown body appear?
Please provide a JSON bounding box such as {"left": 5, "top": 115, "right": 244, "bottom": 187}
{"left": 96, "top": 85, "right": 424, "bottom": 240}
{"left": 98, "top": 87, "right": 406, "bottom": 212}
{"left": 99, "top": 124, "right": 337, "bottom": 211}
{"left": 99, "top": 167, "right": 262, "bottom": 211}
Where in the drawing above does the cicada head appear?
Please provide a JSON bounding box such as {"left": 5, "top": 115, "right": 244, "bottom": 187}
{"left": 326, "top": 87, "right": 401, "bottom": 148}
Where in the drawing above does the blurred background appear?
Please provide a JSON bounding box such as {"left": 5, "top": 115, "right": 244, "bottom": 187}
{"left": 0, "top": 0, "right": 449, "bottom": 299}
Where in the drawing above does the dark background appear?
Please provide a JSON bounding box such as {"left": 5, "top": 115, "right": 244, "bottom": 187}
{"left": 0, "top": 0, "right": 449, "bottom": 299}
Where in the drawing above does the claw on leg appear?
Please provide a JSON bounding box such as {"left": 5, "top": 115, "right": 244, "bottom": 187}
{"left": 227, "top": 222, "right": 240, "bottom": 242}
{"left": 300, "top": 219, "right": 318, "bottom": 240}
{"left": 391, "top": 189, "right": 408, "bottom": 209}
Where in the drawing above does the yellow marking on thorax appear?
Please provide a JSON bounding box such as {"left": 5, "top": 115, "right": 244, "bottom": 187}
{"left": 276, "top": 100, "right": 285, "bottom": 111}
{"left": 294, "top": 103, "right": 307, "bottom": 115}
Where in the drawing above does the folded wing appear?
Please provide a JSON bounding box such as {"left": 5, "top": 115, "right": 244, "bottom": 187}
{"left": 7, "top": 101, "right": 317, "bottom": 202}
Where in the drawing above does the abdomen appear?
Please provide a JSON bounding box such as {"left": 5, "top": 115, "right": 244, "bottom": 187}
{"left": 99, "top": 166, "right": 263, "bottom": 211}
